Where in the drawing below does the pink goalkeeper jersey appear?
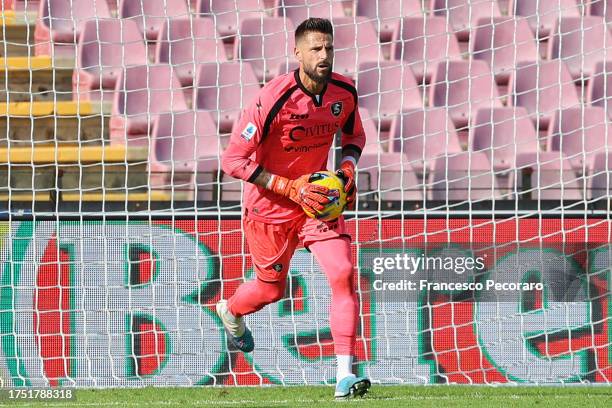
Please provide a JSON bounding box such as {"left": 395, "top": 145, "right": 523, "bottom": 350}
{"left": 221, "top": 70, "right": 366, "bottom": 224}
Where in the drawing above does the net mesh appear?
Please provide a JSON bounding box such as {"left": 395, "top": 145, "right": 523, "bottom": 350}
{"left": 0, "top": 0, "right": 610, "bottom": 386}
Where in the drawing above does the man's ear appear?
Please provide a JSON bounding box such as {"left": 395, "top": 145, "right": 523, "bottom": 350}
{"left": 294, "top": 46, "right": 301, "bottom": 63}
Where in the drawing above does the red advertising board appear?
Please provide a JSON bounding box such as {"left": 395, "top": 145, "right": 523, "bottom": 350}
{"left": 0, "top": 218, "right": 610, "bottom": 386}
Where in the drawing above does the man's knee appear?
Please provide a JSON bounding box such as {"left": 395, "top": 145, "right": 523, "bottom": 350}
{"left": 327, "top": 260, "right": 354, "bottom": 289}
{"left": 259, "top": 279, "right": 286, "bottom": 303}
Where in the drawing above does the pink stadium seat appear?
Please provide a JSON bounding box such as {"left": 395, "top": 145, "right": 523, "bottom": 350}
{"left": 549, "top": 16, "right": 612, "bottom": 79}
{"left": 150, "top": 110, "right": 219, "bottom": 197}
{"left": 430, "top": 0, "right": 502, "bottom": 41}
{"left": 10, "top": 0, "right": 40, "bottom": 12}
{"left": 389, "top": 108, "right": 463, "bottom": 173}
{"left": 430, "top": 151, "right": 500, "bottom": 201}
{"left": 589, "top": 151, "right": 612, "bottom": 199}
{"left": 35, "top": 0, "right": 111, "bottom": 56}
{"left": 155, "top": 17, "right": 226, "bottom": 86}
{"left": 276, "top": 0, "right": 346, "bottom": 28}
{"left": 589, "top": 60, "right": 612, "bottom": 119}
{"left": 234, "top": 17, "right": 295, "bottom": 82}
{"left": 119, "top": 0, "right": 190, "bottom": 41}
{"left": 548, "top": 107, "right": 612, "bottom": 171}
{"left": 429, "top": 60, "right": 503, "bottom": 128}
{"left": 74, "top": 19, "right": 147, "bottom": 102}
{"left": 590, "top": 0, "right": 612, "bottom": 24}
{"left": 514, "top": 151, "right": 582, "bottom": 199}
{"left": 471, "top": 17, "right": 539, "bottom": 84}
{"left": 391, "top": 16, "right": 461, "bottom": 83}
{"left": 194, "top": 62, "right": 260, "bottom": 132}
{"left": 355, "top": 0, "right": 422, "bottom": 41}
{"left": 110, "top": 65, "right": 188, "bottom": 145}
{"left": 510, "top": 0, "right": 582, "bottom": 37}
{"left": 357, "top": 153, "right": 424, "bottom": 201}
{"left": 218, "top": 173, "right": 243, "bottom": 201}
{"left": 275, "top": 60, "right": 300, "bottom": 76}
{"left": 357, "top": 61, "right": 422, "bottom": 130}
{"left": 196, "top": 0, "right": 265, "bottom": 38}
{"left": 330, "top": 17, "right": 380, "bottom": 79}
{"left": 509, "top": 60, "right": 580, "bottom": 129}
{"left": 359, "top": 108, "right": 384, "bottom": 154}
{"left": 470, "top": 107, "right": 539, "bottom": 171}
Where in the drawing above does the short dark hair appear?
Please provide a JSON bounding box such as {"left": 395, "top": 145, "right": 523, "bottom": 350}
{"left": 295, "top": 18, "right": 333, "bottom": 43}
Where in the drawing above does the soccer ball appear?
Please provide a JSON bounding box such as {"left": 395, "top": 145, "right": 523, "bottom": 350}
{"left": 303, "top": 171, "right": 347, "bottom": 221}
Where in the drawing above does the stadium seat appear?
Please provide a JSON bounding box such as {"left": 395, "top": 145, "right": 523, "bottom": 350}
{"left": 513, "top": 151, "right": 582, "bottom": 199}
{"left": 589, "top": 151, "right": 612, "bottom": 199}
{"left": 357, "top": 153, "right": 423, "bottom": 201}
{"left": 509, "top": 60, "right": 580, "bottom": 129}
{"left": 470, "top": 107, "right": 539, "bottom": 171}
{"left": 471, "top": 17, "right": 539, "bottom": 84}
{"left": 150, "top": 110, "right": 219, "bottom": 198}
{"left": 548, "top": 107, "right": 611, "bottom": 171}
{"left": 328, "top": 17, "right": 380, "bottom": 79}
{"left": 275, "top": 60, "right": 300, "bottom": 76}
{"left": 548, "top": 16, "right": 612, "bottom": 80}
{"left": 510, "top": 0, "right": 582, "bottom": 37}
{"left": 429, "top": 151, "right": 501, "bottom": 201}
{"left": 429, "top": 60, "right": 503, "bottom": 128}
{"left": 74, "top": 19, "right": 147, "bottom": 102}
{"left": 430, "top": 0, "right": 502, "bottom": 41}
{"left": 359, "top": 108, "right": 384, "bottom": 154}
{"left": 391, "top": 16, "right": 461, "bottom": 83}
{"left": 119, "top": 0, "right": 190, "bottom": 41}
{"left": 589, "top": 60, "right": 612, "bottom": 119}
{"left": 357, "top": 61, "right": 422, "bottom": 130}
{"left": 110, "top": 64, "right": 188, "bottom": 145}
{"left": 276, "top": 0, "right": 346, "bottom": 28}
{"left": 196, "top": 0, "right": 265, "bottom": 38}
{"left": 34, "top": 0, "right": 111, "bottom": 56}
{"left": 218, "top": 173, "right": 243, "bottom": 201}
{"left": 234, "top": 17, "right": 295, "bottom": 82}
{"left": 193, "top": 61, "right": 260, "bottom": 132}
{"left": 355, "top": 0, "right": 422, "bottom": 41}
{"left": 155, "top": 17, "right": 226, "bottom": 86}
{"left": 389, "top": 108, "right": 463, "bottom": 174}
{"left": 590, "top": 0, "right": 612, "bottom": 24}
{"left": 10, "top": 0, "right": 40, "bottom": 12}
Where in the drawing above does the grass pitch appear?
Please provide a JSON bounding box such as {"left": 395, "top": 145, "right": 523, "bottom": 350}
{"left": 1, "top": 385, "right": 610, "bottom": 408}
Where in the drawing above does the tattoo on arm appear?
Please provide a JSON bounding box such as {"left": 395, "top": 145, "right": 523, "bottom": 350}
{"left": 252, "top": 169, "right": 273, "bottom": 189}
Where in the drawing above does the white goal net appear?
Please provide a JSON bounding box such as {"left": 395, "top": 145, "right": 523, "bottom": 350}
{"left": 0, "top": 0, "right": 610, "bottom": 387}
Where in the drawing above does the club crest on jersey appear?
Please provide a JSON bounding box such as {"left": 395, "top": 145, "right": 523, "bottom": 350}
{"left": 241, "top": 122, "right": 257, "bottom": 141}
{"left": 331, "top": 101, "right": 343, "bottom": 117}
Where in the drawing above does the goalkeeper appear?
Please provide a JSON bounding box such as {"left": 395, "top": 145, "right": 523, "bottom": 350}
{"left": 218, "top": 18, "right": 368, "bottom": 399}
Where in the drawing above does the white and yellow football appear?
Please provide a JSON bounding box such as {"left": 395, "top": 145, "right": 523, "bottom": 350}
{"left": 303, "top": 171, "right": 347, "bottom": 221}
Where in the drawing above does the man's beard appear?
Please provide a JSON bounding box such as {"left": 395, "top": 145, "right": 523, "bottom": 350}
{"left": 303, "top": 64, "right": 331, "bottom": 84}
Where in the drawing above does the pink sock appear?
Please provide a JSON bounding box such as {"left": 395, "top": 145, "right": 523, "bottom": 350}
{"left": 227, "top": 278, "right": 286, "bottom": 318}
{"left": 309, "top": 238, "right": 358, "bottom": 356}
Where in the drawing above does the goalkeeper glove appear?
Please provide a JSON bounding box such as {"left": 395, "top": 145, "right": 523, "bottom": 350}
{"left": 336, "top": 159, "right": 356, "bottom": 210}
{"left": 267, "top": 174, "right": 332, "bottom": 214}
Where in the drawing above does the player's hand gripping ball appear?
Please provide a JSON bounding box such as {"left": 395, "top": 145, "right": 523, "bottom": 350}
{"left": 302, "top": 171, "right": 347, "bottom": 221}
